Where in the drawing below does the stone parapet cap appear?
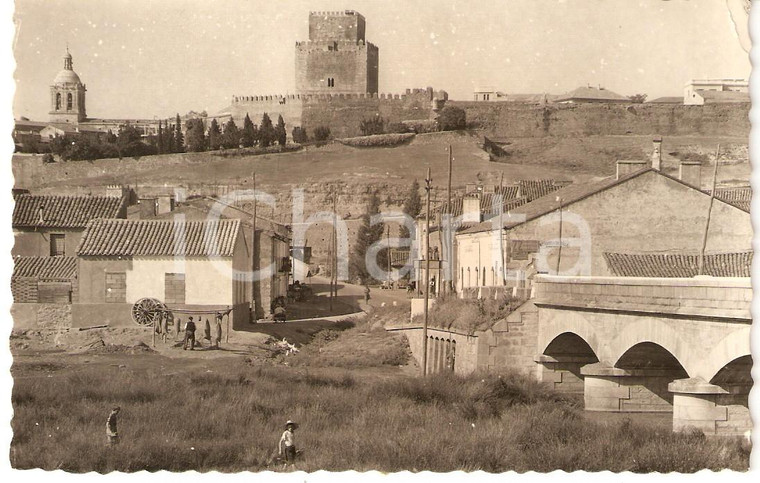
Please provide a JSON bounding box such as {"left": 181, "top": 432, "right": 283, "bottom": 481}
{"left": 534, "top": 275, "right": 750, "bottom": 289}
{"left": 668, "top": 377, "right": 729, "bottom": 395}
{"left": 533, "top": 354, "right": 597, "bottom": 364}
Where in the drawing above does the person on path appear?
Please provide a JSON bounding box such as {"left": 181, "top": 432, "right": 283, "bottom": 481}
{"left": 364, "top": 285, "right": 371, "bottom": 305}
{"left": 203, "top": 318, "right": 211, "bottom": 347}
{"left": 278, "top": 420, "right": 298, "bottom": 468}
{"left": 213, "top": 315, "right": 223, "bottom": 348}
{"left": 183, "top": 317, "right": 196, "bottom": 350}
{"left": 106, "top": 406, "right": 121, "bottom": 446}
{"left": 161, "top": 314, "right": 169, "bottom": 344}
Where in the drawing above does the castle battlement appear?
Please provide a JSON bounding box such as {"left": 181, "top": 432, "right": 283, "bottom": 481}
{"left": 231, "top": 87, "right": 446, "bottom": 105}
{"left": 309, "top": 10, "right": 364, "bottom": 18}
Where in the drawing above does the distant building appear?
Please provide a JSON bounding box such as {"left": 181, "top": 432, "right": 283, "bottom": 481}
{"left": 646, "top": 96, "right": 683, "bottom": 104}
{"left": 554, "top": 85, "right": 629, "bottom": 104}
{"left": 684, "top": 79, "right": 749, "bottom": 105}
{"left": 473, "top": 87, "right": 506, "bottom": 102}
{"left": 12, "top": 193, "right": 127, "bottom": 258}
{"left": 295, "top": 10, "right": 379, "bottom": 95}
{"left": 75, "top": 219, "right": 252, "bottom": 328}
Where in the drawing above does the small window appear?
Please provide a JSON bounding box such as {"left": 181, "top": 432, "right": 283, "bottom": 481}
{"left": 55, "top": 93, "right": 61, "bottom": 110}
{"left": 105, "top": 272, "right": 127, "bottom": 303}
{"left": 50, "top": 234, "right": 65, "bottom": 257}
{"left": 67, "top": 93, "right": 73, "bottom": 111}
{"left": 165, "top": 273, "right": 186, "bottom": 304}
{"left": 327, "top": 77, "right": 335, "bottom": 88}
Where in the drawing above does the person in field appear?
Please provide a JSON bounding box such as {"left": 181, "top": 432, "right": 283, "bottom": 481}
{"left": 364, "top": 284, "right": 371, "bottom": 304}
{"left": 183, "top": 316, "right": 196, "bottom": 350}
{"left": 106, "top": 406, "right": 120, "bottom": 446}
{"left": 278, "top": 420, "right": 298, "bottom": 468}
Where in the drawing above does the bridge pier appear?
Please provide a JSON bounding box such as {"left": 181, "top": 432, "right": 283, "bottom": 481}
{"left": 534, "top": 354, "right": 595, "bottom": 395}
{"left": 581, "top": 362, "right": 684, "bottom": 412}
{"left": 670, "top": 374, "right": 751, "bottom": 437}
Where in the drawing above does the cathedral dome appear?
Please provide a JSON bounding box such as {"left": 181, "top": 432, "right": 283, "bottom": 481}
{"left": 53, "top": 68, "right": 81, "bottom": 85}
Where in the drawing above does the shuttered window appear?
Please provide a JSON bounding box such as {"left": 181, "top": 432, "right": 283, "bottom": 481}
{"left": 105, "top": 272, "right": 126, "bottom": 303}
{"left": 165, "top": 273, "right": 186, "bottom": 304}
{"left": 50, "top": 234, "right": 65, "bottom": 257}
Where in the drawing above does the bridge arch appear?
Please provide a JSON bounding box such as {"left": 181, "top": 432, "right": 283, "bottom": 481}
{"left": 607, "top": 318, "right": 694, "bottom": 377}
{"left": 702, "top": 327, "right": 751, "bottom": 382}
{"left": 538, "top": 314, "right": 602, "bottom": 358}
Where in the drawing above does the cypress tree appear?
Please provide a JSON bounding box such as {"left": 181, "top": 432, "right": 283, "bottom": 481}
{"left": 259, "top": 112, "right": 275, "bottom": 148}
{"left": 242, "top": 114, "right": 255, "bottom": 147}
{"left": 157, "top": 121, "right": 164, "bottom": 154}
{"left": 223, "top": 118, "right": 239, "bottom": 149}
{"left": 275, "top": 114, "right": 287, "bottom": 146}
{"left": 350, "top": 192, "right": 385, "bottom": 284}
{"left": 208, "top": 119, "right": 221, "bottom": 150}
{"left": 174, "top": 114, "right": 184, "bottom": 152}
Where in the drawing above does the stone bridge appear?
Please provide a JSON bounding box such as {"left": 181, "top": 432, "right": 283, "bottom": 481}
{"left": 533, "top": 275, "right": 751, "bottom": 437}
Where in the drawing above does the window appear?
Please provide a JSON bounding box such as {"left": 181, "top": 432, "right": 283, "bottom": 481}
{"left": 105, "top": 272, "right": 126, "bottom": 303}
{"left": 484, "top": 94, "right": 490, "bottom": 101}
{"left": 55, "top": 93, "right": 61, "bottom": 110}
{"left": 327, "top": 77, "right": 335, "bottom": 88}
{"left": 50, "top": 234, "right": 65, "bottom": 257}
{"left": 164, "top": 273, "right": 186, "bottom": 304}
{"left": 67, "top": 93, "right": 73, "bottom": 111}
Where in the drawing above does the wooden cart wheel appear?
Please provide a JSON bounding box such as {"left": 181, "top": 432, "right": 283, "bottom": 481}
{"left": 131, "top": 297, "right": 166, "bottom": 327}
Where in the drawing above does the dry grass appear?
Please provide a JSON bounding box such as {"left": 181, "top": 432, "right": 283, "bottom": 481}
{"left": 10, "top": 356, "right": 749, "bottom": 473}
{"left": 410, "top": 296, "right": 522, "bottom": 333}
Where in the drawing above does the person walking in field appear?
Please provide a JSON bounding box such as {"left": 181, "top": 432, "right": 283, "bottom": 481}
{"left": 278, "top": 420, "right": 298, "bottom": 469}
{"left": 106, "top": 406, "right": 121, "bottom": 446}
{"left": 364, "top": 284, "right": 371, "bottom": 305}
{"left": 183, "top": 317, "right": 196, "bottom": 350}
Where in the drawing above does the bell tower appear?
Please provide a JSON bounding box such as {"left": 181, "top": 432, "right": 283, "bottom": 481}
{"left": 49, "top": 48, "right": 87, "bottom": 123}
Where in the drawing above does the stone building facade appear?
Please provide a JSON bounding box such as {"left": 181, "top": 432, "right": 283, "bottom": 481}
{"left": 49, "top": 49, "right": 87, "bottom": 123}
{"left": 295, "top": 10, "right": 379, "bottom": 95}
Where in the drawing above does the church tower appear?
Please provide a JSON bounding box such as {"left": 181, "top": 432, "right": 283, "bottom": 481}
{"left": 49, "top": 49, "right": 87, "bottom": 123}
{"left": 295, "top": 10, "right": 379, "bottom": 95}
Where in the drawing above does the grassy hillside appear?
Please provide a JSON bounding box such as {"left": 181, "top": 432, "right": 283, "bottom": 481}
{"left": 16, "top": 132, "right": 748, "bottom": 195}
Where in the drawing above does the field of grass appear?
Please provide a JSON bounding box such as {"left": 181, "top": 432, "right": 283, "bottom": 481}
{"left": 10, "top": 347, "right": 750, "bottom": 473}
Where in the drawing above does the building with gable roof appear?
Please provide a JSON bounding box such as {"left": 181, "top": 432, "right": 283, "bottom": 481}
{"left": 12, "top": 193, "right": 127, "bottom": 258}
{"left": 554, "top": 85, "right": 630, "bottom": 104}
{"left": 75, "top": 219, "right": 251, "bottom": 328}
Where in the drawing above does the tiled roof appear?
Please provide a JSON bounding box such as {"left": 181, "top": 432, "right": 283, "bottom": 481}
{"left": 459, "top": 169, "right": 750, "bottom": 235}
{"left": 604, "top": 251, "right": 752, "bottom": 278}
{"left": 77, "top": 219, "right": 241, "bottom": 257}
{"left": 432, "top": 180, "right": 565, "bottom": 219}
{"left": 708, "top": 187, "right": 751, "bottom": 212}
{"left": 13, "top": 256, "right": 77, "bottom": 280}
{"left": 647, "top": 97, "right": 683, "bottom": 104}
{"left": 13, "top": 194, "right": 125, "bottom": 229}
{"left": 518, "top": 179, "right": 568, "bottom": 202}
{"left": 555, "top": 86, "right": 629, "bottom": 103}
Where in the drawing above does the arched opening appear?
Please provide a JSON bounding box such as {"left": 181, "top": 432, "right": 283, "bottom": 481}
{"left": 707, "top": 355, "right": 751, "bottom": 436}
{"left": 67, "top": 93, "right": 73, "bottom": 110}
{"left": 614, "top": 342, "right": 688, "bottom": 410}
{"left": 541, "top": 332, "right": 599, "bottom": 394}
{"left": 55, "top": 93, "right": 61, "bottom": 110}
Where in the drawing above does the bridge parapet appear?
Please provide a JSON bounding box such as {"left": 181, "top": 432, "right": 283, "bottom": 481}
{"left": 533, "top": 275, "right": 751, "bottom": 321}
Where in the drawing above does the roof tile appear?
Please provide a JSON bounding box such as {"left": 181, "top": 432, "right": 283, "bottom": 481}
{"left": 13, "top": 256, "right": 77, "bottom": 280}
{"left": 13, "top": 194, "right": 125, "bottom": 229}
{"left": 604, "top": 251, "right": 752, "bottom": 278}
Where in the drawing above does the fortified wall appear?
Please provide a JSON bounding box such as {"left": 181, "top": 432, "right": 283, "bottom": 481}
{"left": 227, "top": 87, "right": 448, "bottom": 139}
{"left": 452, "top": 101, "right": 750, "bottom": 138}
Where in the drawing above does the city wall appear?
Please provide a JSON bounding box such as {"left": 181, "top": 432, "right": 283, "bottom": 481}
{"left": 451, "top": 102, "right": 750, "bottom": 138}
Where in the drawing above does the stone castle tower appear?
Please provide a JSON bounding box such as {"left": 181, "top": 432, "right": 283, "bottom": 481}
{"left": 295, "top": 10, "right": 379, "bottom": 95}
{"left": 49, "top": 49, "right": 87, "bottom": 123}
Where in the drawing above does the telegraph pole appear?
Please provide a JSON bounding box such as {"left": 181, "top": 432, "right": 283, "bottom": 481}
{"left": 331, "top": 190, "right": 338, "bottom": 306}
{"left": 251, "top": 172, "right": 257, "bottom": 322}
{"left": 386, "top": 225, "right": 392, "bottom": 288}
{"left": 555, "top": 197, "right": 563, "bottom": 275}
{"left": 698, "top": 144, "right": 720, "bottom": 276}
{"left": 445, "top": 145, "right": 453, "bottom": 295}
{"left": 499, "top": 172, "right": 506, "bottom": 285}
{"left": 423, "top": 167, "right": 432, "bottom": 377}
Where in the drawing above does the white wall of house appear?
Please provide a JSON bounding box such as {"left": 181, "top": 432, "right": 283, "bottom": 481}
{"left": 125, "top": 257, "right": 235, "bottom": 305}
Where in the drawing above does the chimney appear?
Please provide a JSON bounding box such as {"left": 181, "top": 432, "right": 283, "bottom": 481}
{"left": 616, "top": 160, "right": 648, "bottom": 180}
{"left": 38, "top": 205, "right": 45, "bottom": 224}
{"left": 461, "top": 196, "right": 482, "bottom": 223}
{"left": 483, "top": 184, "right": 496, "bottom": 194}
{"left": 465, "top": 183, "right": 477, "bottom": 194}
{"left": 652, "top": 136, "right": 663, "bottom": 171}
{"left": 679, "top": 161, "right": 702, "bottom": 187}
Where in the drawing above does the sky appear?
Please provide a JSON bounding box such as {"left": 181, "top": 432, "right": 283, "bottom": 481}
{"left": 10, "top": 0, "right": 752, "bottom": 120}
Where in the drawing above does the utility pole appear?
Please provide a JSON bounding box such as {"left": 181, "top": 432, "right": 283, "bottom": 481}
{"left": 251, "top": 172, "right": 257, "bottom": 322}
{"left": 555, "top": 197, "right": 563, "bottom": 275}
{"left": 698, "top": 144, "right": 720, "bottom": 276}
{"left": 423, "top": 167, "right": 432, "bottom": 377}
{"left": 331, "top": 190, "right": 338, "bottom": 308}
{"left": 499, "top": 172, "right": 506, "bottom": 285}
{"left": 386, "top": 224, "right": 392, "bottom": 288}
{"left": 446, "top": 145, "right": 452, "bottom": 295}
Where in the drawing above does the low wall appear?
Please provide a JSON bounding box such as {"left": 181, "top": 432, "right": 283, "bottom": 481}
{"left": 12, "top": 303, "right": 72, "bottom": 330}
{"left": 71, "top": 304, "right": 134, "bottom": 328}
{"left": 387, "top": 326, "right": 480, "bottom": 375}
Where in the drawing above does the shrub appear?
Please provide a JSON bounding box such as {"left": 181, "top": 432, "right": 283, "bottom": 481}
{"left": 313, "top": 126, "right": 331, "bottom": 142}
{"left": 402, "top": 119, "right": 438, "bottom": 134}
{"left": 360, "top": 116, "right": 385, "bottom": 136}
{"left": 41, "top": 153, "right": 55, "bottom": 164}
{"left": 292, "top": 126, "right": 309, "bottom": 144}
{"left": 385, "top": 122, "right": 409, "bottom": 134}
{"left": 438, "top": 106, "right": 467, "bottom": 131}
{"left": 338, "top": 133, "right": 415, "bottom": 148}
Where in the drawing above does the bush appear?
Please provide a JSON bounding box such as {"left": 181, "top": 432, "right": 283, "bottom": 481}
{"left": 313, "top": 126, "right": 331, "bottom": 142}
{"left": 338, "top": 133, "right": 415, "bottom": 148}
{"left": 41, "top": 153, "right": 55, "bottom": 164}
{"left": 360, "top": 116, "right": 385, "bottom": 136}
{"left": 402, "top": 119, "right": 438, "bottom": 134}
{"left": 411, "top": 296, "right": 522, "bottom": 333}
{"left": 438, "top": 106, "right": 467, "bottom": 131}
{"left": 292, "top": 126, "right": 308, "bottom": 144}
{"left": 385, "top": 122, "right": 409, "bottom": 134}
